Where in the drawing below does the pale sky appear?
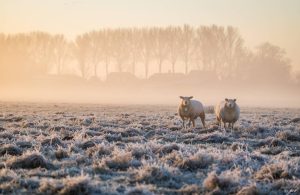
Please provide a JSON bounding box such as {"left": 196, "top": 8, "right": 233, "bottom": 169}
{"left": 1, "top": 0, "right": 300, "bottom": 71}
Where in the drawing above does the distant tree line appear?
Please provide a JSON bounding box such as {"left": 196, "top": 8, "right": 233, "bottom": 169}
{"left": 0, "top": 25, "right": 295, "bottom": 84}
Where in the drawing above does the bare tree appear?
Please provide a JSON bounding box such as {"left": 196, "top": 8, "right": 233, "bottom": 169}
{"left": 166, "top": 27, "right": 182, "bottom": 73}
{"left": 181, "top": 25, "right": 195, "bottom": 74}
{"left": 52, "top": 34, "right": 70, "bottom": 75}
{"left": 193, "top": 27, "right": 203, "bottom": 70}
{"left": 73, "top": 34, "right": 92, "bottom": 79}
{"left": 141, "top": 28, "right": 154, "bottom": 78}
{"left": 222, "top": 26, "right": 245, "bottom": 78}
{"left": 111, "top": 29, "right": 130, "bottom": 72}
{"left": 153, "top": 27, "right": 169, "bottom": 73}
{"left": 28, "top": 32, "right": 54, "bottom": 75}
{"left": 252, "top": 42, "right": 291, "bottom": 83}
{"left": 235, "top": 48, "right": 254, "bottom": 81}
{"left": 128, "top": 28, "right": 142, "bottom": 75}
{"left": 198, "top": 25, "right": 225, "bottom": 72}
{"left": 0, "top": 33, "right": 38, "bottom": 81}
{"left": 87, "top": 31, "right": 103, "bottom": 78}
{"left": 101, "top": 29, "right": 112, "bottom": 78}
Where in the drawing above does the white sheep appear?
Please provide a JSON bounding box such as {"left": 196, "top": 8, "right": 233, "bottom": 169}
{"left": 178, "top": 96, "right": 206, "bottom": 128}
{"left": 215, "top": 98, "right": 240, "bottom": 129}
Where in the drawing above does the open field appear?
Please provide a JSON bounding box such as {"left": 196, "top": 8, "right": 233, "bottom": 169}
{"left": 0, "top": 102, "right": 300, "bottom": 194}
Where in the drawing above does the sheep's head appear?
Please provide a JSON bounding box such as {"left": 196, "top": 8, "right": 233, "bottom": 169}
{"left": 180, "top": 96, "right": 193, "bottom": 107}
{"left": 225, "top": 98, "right": 237, "bottom": 109}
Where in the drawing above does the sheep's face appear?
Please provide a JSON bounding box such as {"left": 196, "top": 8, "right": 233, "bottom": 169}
{"left": 180, "top": 96, "right": 193, "bottom": 107}
{"left": 225, "top": 98, "right": 237, "bottom": 109}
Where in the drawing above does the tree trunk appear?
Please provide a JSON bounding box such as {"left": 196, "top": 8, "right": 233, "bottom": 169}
{"left": 81, "top": 66, "right": 85, "bottom": 79}
{"left": 172, "top": 61, "right": 176, "bottom": 73}
{"left": 79, "top": 61, "right": 85, "bottom": 79}
{"left": 158, "top": 60, "right": 162, "bottom": 73}
{"left": 145, "top": 61, "right": 149, "bottom": 78}
{"left": 132, "top": 61, "right": 136, "bottom": 75}
{"left": 94, "top": 64, "right": 97, "bottom": 77}
{"left": 105, "top": 60, "right": 109, "bottom": 78}
{"left": 185, "top": 61, "right": 188, "bottom": 74}
{"left": 57, "top": 63, "right": 61, "bottom": 75}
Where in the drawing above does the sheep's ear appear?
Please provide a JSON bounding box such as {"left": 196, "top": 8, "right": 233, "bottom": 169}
{"left": 233, "top": 99, "right": 236, "bottom": 102}
{"left": 179, "top": 96, "right": 184, "bottom": 99}
{"left": 225, "top": 98, "right": 229, "bottom": 102}
{"left": 188, "top": 96, "right": 193, "bottom": 99}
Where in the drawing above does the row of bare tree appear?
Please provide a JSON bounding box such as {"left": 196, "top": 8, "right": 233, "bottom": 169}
{"left": 0, "top": 25, "right": 294, "bottom": 84}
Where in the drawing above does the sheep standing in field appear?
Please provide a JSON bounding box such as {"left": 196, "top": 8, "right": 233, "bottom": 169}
{"left": 215, "top": 98, "right": 240, "bottom": 130}
{"left": 178, "top": 96, "right": 206, "bottom": 128}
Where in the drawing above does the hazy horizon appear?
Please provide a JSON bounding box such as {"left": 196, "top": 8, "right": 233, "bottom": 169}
{"left": 1, "top": 0, "right": 300, "bottom": 107}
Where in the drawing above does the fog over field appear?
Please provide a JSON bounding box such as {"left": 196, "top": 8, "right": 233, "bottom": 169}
{"left": 0, "top": 25, "right": 300, "bottom": 107}
{"left": 1, "top": 1, "right": 300, "bottom": 107}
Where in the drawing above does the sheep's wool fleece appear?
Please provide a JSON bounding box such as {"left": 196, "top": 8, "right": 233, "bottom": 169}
{"left": 189, "top": 100, "right": 204, "bottom": 115}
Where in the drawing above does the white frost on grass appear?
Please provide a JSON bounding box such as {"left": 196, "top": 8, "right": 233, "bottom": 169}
{"left": 0, "top": 102, "right": 299, "bottom": 194}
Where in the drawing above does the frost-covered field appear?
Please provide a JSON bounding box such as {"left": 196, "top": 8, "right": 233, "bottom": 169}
{"left": 0, "top": 102, "right": 300, "bottom": 194}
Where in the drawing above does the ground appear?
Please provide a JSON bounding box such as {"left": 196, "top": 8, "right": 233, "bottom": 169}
{"left": 0, "top": 102, "right": 300, "bottom": 194}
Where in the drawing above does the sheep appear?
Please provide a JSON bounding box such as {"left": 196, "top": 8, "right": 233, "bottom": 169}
{"left": 215, "top": 98, "right": 240, "bottom": 130}
{"left": 178, "top": 96, "right": 206, "bottom": 128}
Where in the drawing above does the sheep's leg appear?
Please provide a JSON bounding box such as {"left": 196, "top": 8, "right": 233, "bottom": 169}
{"left": 180, "top": 115, "right": 187, "bottom": 129}
{"left": 223, "top": 121, "right": 227, "bottom": 131}
{"left": 180, "top": 116, "right": 185, "bottom": 129}
{"left": 228, "top": 123, "right": 232, "bottom": 132}
{"left": 187, "top": 119, "right": 192, "bottom": 128}
{"left": 230, "top": 123, "right": 234, "bottom": 133}
{"left": 182, "top": 119, "right": 186, "bottom": 129}
{"left": 191, "top": 119, "right": 195, "bottom": 128}
{"left": 216, "top": 116, "right": 221, "bottom": 128}
{"left": 217, "top": 121, "right": 221, "bottom": 129}
{"left": 200, "top": 112, "right": 206, "bottom": 129}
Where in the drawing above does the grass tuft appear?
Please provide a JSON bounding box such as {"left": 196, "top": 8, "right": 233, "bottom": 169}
{"left": 203, "top": 172, "right": 219, "bottom": 191}
{"left": 276, "top": 130, "right": 300, "bottom": 142}
{"left": 55, "top": 148, "right": 69, "bottom": 160}
{"left": 42, "top": 137, "right": 65, "bottom": 148}
{"left": 7, "top": 152, "right": 54, "bottom": 169}
{"left": 179, "top": 152, "right": 213, "bottom": 171}
{"left": 133, "top": 165, "right": 182, "bottom": 189}
{"left": 255, "top": 163, "right": 291, "bottom": 181}
{"left": 105, "top": 152, "right": 135, "bottom": 170}
{"left": 0, "top": 144, "right": 22, "bottom": 156}
{"left": 236, "top": 185, "right": 259, "bottom": 195}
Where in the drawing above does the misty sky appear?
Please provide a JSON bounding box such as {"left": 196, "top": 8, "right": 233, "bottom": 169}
{"left": 1, "top": 0, "right": 300, "bottom": 71}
